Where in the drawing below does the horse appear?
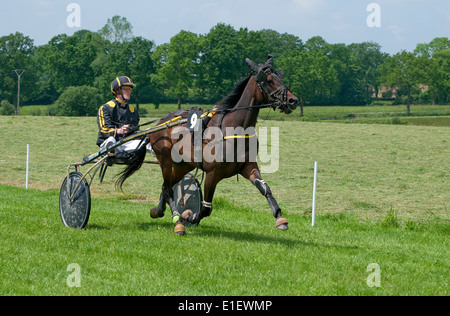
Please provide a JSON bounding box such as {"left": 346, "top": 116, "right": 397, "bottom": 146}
{"left": 117, "top": 55, "right": 298, "bottom": 235}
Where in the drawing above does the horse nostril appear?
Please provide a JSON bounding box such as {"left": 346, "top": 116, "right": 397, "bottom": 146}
{"left": 289, "top": 98, "right": 298, "bottom": 106}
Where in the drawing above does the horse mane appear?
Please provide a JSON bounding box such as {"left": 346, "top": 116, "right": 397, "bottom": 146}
{"left": 156, "top": 75, "right": 251, "bottom": 126}
{"left": 216, "top": 76, "right": 251, "bottom": 110}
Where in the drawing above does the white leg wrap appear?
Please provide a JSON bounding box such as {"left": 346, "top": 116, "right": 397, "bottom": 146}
{"left": 202, "top": 201, "right": 213, "bottom": 208}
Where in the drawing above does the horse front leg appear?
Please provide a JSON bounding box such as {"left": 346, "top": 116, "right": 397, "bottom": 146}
{"left": 241, "top": 163, "right": 289, "bottom": 231}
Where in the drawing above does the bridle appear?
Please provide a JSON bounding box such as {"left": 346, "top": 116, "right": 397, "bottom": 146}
{"left": 253, "top": 67, "right": 293, "bottom": 111}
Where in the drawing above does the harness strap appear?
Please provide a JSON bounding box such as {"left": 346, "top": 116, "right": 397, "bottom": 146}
{"left": 223, "top": 133, "right": 257, "bottom": 140}
{"left": 201, "top": 107, "right": 219, "bottom": 119}
{"left": 156, "top": 116, "right": 182, "bottom": 127}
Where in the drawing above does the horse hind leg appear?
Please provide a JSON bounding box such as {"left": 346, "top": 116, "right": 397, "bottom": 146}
{"left": 151, "top": 189, "right": 186, "bottom": 235}
{"left": 161, "top": 182, "right": 186, "bottom": 236}
{"left": 151, "top": 147, "right": 188, "bottom": 235}
{"left": 150, "top": 190, "right": 166, "bottom": 219}
{"left": 150, "top": 162, "right": 193, "bottom": 220}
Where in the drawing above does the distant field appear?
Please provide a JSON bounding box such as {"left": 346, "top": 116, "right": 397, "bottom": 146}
{"left": 330, "top": 116, "right": 450, "bottom": 127}
{"left": 19, "top": 103, "right": 450, "bottom": 127}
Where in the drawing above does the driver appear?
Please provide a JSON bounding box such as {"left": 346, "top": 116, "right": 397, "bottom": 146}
{"left": 96, "top": 76, "right": 151, "bottom": 158}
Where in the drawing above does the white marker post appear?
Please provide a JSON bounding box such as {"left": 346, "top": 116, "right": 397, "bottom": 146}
{"left": 312, "top": 161, "right": 318, "bottom": 227}
{"left": 26, "top": 144, "right": 30, "bottom": 190}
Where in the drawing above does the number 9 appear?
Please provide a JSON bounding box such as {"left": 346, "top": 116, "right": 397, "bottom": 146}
{"left": 190, "top": 113, "right": 198, "bottom": 130}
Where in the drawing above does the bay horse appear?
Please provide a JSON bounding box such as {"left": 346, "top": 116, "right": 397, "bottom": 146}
{"left": 117, "top": 55, "right": 298, "bottom": 235}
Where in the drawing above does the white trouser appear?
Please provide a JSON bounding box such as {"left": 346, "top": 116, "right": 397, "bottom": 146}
{"left": 100, "top": 136, "right": 152, "bottom": 154}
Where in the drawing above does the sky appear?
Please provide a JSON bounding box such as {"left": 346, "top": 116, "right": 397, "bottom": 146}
{"left": 0, "top": 0, "right": 449, "bottom": 55}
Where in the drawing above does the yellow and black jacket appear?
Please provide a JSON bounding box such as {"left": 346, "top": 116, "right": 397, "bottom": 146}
{"left": 96, "top": 99, "right": 140, "bottom": 147}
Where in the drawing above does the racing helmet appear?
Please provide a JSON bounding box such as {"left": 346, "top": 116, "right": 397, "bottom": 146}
{"left": 111, "top": 76, "right": 136, "bottom": 95}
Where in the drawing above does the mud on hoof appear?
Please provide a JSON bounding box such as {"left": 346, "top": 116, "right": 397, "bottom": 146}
{"left": 174, "top": 222, "right": 186, "bottom": 236}
{"left": 275, "top": 217, "right": 289, "bottom": 231}
{"left": 181, "top": 209, "right": 193, "bottom": 222}
{"left": 150, "top": 207, "right": 164, "bottom": 219}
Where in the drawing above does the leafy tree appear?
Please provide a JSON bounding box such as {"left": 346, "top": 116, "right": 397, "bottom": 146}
{"left": 5, "top": 17, "right": 449, "bottom": 112}
{"left": 279, "top": 49, "right": 338, "bottom": 115}
{"left": 414, "top": 37, "right": 450, "bottom": 58}
{"left": 0, "top": 100, "right": 15, "bottom": 115}
{"left": 37, "top": 31, "right": 100, "bottom": 95}
{"left": 98, "top": 15, "right": 134, "bottom": 44}
{"left": 258, "top": 29, "right": 304, "bottom": 58}
{"left": 414, "top": 37, "right": 449, "bottom": 104}
{"left": 151, "top": 31, "right": 200, "bottom": 109}
{"left": 304, "top": 36, "right": 330, "bottom": 54}
{"left": 197, "top": 24, "right": 244, "bottom": 102}
{"left": 53, "top": 85, "right": 103, "bottom": 116}
{"left": 237, "top": 28, "right": 270, "bottom": 73}
{"left": 427, "top": 49, "right": 449, "bottom": 104}
{"left": 349, "top": 42, "right": 388, "bottom": 102}
{"left": 125, "top": 37, "right": 157, "bottom": 107}
{"left": 329, "top": 43, "right": 363, "bottom": 105}
{"left": 379, "top": 51, "right": 425, "bottom": 114}
{"left": 0, "top": 32, "right": 37, "bottom": 106}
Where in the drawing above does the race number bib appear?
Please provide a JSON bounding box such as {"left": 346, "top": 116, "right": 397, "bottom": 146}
{"left": 188, "top": 106, "right": 202, "bottom": 132}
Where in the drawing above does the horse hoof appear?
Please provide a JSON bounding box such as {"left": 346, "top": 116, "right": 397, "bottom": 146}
{"left": 276, "top": 217, "right": 289, "bottom": 231}
{"left": 150, "top": 207, "right": 163, "bottom": 219}
{"left": 174, "top": 222, "right": 186, "bottom": 236}
{"left": 181, "top": 209, "right": 193, "bottom": 222}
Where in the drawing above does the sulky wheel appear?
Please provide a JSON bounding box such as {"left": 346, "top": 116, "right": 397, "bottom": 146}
{"left": 59, "top": 172, "right": 91, "bottom": 229}
{"left": 172, "top": 173, "right": 203, "bottom": 227}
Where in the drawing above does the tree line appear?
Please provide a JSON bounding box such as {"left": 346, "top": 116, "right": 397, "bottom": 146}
{"left": 0, "top": 16, "right": 448, "bottom": 116}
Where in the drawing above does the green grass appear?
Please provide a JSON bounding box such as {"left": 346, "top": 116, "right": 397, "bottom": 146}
{"left": 0, "top": 185, "right": 448, "bottom": 296}
{"left": 0, "top": 112, "right": 449, "bottom": 295}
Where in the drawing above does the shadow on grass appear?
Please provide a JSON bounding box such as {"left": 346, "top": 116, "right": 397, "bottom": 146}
{"left": 136, "top": 220, "right": 360, "bottom": 251}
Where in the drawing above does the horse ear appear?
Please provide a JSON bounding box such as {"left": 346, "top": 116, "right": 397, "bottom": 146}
{"left": 246, "top": 58, "right": 259, "bottom": 72}
{"left": 266, "top": 54, "right": 274, "bottom": 67}
{"left": 275, "top": 68, "right": 284, "bottom": 79}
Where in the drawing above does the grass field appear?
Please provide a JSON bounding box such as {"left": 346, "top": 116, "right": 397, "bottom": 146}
{"left": 0, "top": 185, "right": 447, "bottom": 295}
{"left": 0, "top": 109, "right": 449, "bottom": 295}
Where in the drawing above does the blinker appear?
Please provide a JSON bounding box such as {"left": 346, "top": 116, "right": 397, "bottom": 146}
{"left": 255, "top": 69, "right": 268, "bottom": 83}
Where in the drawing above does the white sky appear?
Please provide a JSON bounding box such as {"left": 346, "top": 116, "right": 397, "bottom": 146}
{"left": 1, "top": 0, "right": 449, "bottom": 54}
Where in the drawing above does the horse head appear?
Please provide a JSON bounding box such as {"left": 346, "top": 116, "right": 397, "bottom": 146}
{"left": 246, "top": 55, "right": 298, "bottom": 114}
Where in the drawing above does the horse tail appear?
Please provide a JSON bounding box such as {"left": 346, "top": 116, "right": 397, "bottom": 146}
{"left": 115, "top": 143, "right": 147, "bottom": 191}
